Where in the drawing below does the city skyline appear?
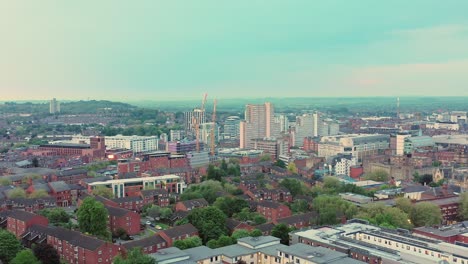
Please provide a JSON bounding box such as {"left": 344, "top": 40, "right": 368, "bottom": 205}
{"left": 2, "top": 0, "right": 468, "bottom": 100}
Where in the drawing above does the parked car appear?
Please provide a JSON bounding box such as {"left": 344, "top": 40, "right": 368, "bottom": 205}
{"left": 146, "top": 220, "right": 151, "bottom": 225}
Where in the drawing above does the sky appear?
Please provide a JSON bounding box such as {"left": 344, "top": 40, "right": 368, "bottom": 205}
{"left": 1, "top": 0, "right": 468, "bottom": 101}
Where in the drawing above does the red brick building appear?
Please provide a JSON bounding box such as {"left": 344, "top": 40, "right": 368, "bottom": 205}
{"left": 158, "top": 223, "right": 198, "bottom": 247}
{"left": 5, "top": 210, "right": 49, "bottom": 238}
{"left": 175, "top": 198, "right": 208, "bottom": 212}
{"left": 48, "top": 169, "right": 89, "bottom": 184}
{"left": 48, "top": 181, "right": 72, "bottom": 207}
{"left": 275, "top": 212, "right": 318, "bottom": 229}
{"left": 303, "top": 137, "right": 319, "bottom": 153}
{"left": 413, "top": 223, "right": 468, "bottom": 244}
{"left": 122, "top": 234, "right": 168, "bottom": 254}
{"left": 25, "top": 225, "right": 120, "bottom": 264}
{"left": 0, "top": 197, "right": 56, "bottom": 212}
{"left": 111, "top": 196, "right": 144, "bottom": 212}
{"left": 417, "top": 196, "right": 460, "bottom": 225}
{"left": 245, "top": 188, "right": 293, "bottom": 203}
{"left": 105, "top": 206, "right": 141, "bottom": 236}
{"left": 37, "top": 136, "right": 105, "bottom": 160}
{"left": 256, "top": 200, "right": 292, "bottom": 222}
{"left": 140, "top": 189, "right": 170, "bottom": 207}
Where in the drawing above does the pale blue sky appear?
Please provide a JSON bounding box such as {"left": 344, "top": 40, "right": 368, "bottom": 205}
{"left": 1, "top": 0, "right": 468, "bottom": 100}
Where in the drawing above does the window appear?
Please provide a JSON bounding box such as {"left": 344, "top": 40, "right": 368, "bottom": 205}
{"left": 296, "top": 259, "right": 300, "bottom": 264}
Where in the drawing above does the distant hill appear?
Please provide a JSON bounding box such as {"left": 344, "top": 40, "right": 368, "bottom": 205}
{"left": 0, "top": 100, "right": 137, "bottom": 114}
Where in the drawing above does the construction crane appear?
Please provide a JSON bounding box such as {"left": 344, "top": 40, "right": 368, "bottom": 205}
{"left": 195, "top": 93, "right": 208, "bottom": 152}
{"left": 210, "top": 99, "right": 217, "bottom": 156}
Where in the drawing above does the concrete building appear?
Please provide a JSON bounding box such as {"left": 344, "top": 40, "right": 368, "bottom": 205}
{"left": 184, "top": 108, "right": 206, "bottom": 136}
{"left": 275, "top": 114, "right": 290, "bottom": 133}
{"left": 404, "top": 136, "right": 434, "bottom": 154}
{"left": 426, "top": 122, "right": 460, "bottom": 131}
{"left": 199, "top": 122, "right": 219, "bottom": 145}
{"left": 318, "top": 134, "right": 390, "bottom": 160}
{"left": 240, "top": 102, "right": 278, "bottom": 149}
{"left": 87, "top": 174, "right": 187, "bottom": 198}
{"left": 170, "top": 130, "right": 184, "bottom": 141}
{"left": 149, "top": 236, "right": 362, "bottom": 264}
{"left": 187, "top": 151, "right": 210, "bottom": 168}
{"left": 251, "top": 137, "right": 288, "bottom": 160}
{"left": 49, "top": 98, "right": 60, "bottom": 114}
{"left": 294, "top": 114, "right": 316, "bottom": 147}
{"left": 167, "top": 139, "right": 203, "bottom": 154}
{"left": 223, "top": 116, "right": 241, "bottom": 140}
{"left": 105, "top": 135, "right": 159, "bottom": 153}
{"left": 334, "top": 156, "right": 357, "bottom": 176}
{"left": 395, "top": 133, "right": 411, "bottom": 155}
{"left": 290, "top": 221, "right": 468, "bottom": 264}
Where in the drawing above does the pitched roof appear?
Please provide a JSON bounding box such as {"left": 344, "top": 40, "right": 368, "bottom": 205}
{"left": 57, "top": 168, "right": 87, "bottom": 177}
{"left": 122, "top": 234, "right": 166, "bottom": 250}
{"left": 257, "top": 200, "right": 283, "bottom": 209}
{"left": 226, "top": 218, "right": 243, "bottom": 231}
{"left": 112, "top": 196, "right": 143, "bottom": 203}
{"left": 277, "top": 212, "right": 318, "bottom": 225}
{"left": 7, "top": 210, "right": 43, "bottom": 222}
{"left": 141, "top": 188, "right": 169, "bottom": 197}
{"left": 105, "top": 205, "right": 131, "bottom": 217}
{"left": 162, "top": 223, "right": 198, "bottom": 239}
{"left": 255, "top": 222, "right": 275, "bottom": 233}
{"left": 33, "top": 225, "right": 107, "bottom": 251}
{"left": 180, "top": 198, "right": 208, "bottom": 210}
{"left": 48, "top": 181, "right": 71, "bottom": 192}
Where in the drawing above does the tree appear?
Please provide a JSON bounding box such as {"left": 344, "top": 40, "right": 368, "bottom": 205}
{"left": 39, "top": 208, "right": 70, "bottom": 225}
{"left": 287, "top": 162, "right": 298, "bottom": 174}
{"left": 9, "top": 188, "right": 27, "bottom": 198}
{"left": 312, "top": 196, "right": 357, "bottom": 225}
{"left": 279, "top": 178, "right": 303, "bottom": 197}
{"left": 113, "top": 248, "right": 156, "bottom": 264}
{"left": 213, "top": 197, "right": 249, "bottom": 217}
{"left": 259, "top": 154, "right": 271, "bottom": 162}
{"left": 356, "top": 203, "right": 412, "bottom": 229}
{"left": 207, "top": 164, "right": 222, "bottom": 181}
{"left": 395, "top": 197, "right": 413, "bottom": 215}
{"left": 250, "top": 229, "right": 263, "bottom": 237}
{"left": 253, "top": 215, "right": 267, "bottom": 225}
{"left": 0, "top": 230, "right": 22, "bottom": 263}
{"left": 31, "top": 157, "right": 39, "bottom": 167}
{"left": 0, "top": 178, "right": 11, "bottom": 186}
{"left": 411, "top": 202, "right": 442, "bottom": 227}
{"left": 414, "top": 174, "right": 433, "bottom": 186}
{"left": 159, "top": 207, "right": 173, "bottom": 220}
{"left": 29, "top": 189, "right": 49, "bottom": 198}
{"left": 274, "top": 160, "right": 286, "bottom": 168}
{"left": 92, "top": 185, "right": 114, "bottom": 199}
{"left": 32, "top": 243, "right": 60, "bottom": 264}
{"left": 323, "top": 176, "right": 341, "bottom": 190}
{"left": 271, "top": 223, "right": 294, "bottom": 245}
{"left": 11, "top": 250, "right": 40, "bottom": 264}
{"left": 188, "top": 206, "right": 227, "bottom": 243}
{"left": 173, "top": 236, "right": 202, "bottom": 250}
{"left": 364, "top": 170, "right": 389, "bottom": 182}
{"left": 77, "top": 197, "right": 110, "bottom": 240}
{"left": 459, "top": 192, "right": 468, "bottom": 220}
{"left": 147, "top": 205, "right": 161, "bottom": 221}
{"left": 290, "top": 199, "right": 309, "bottom": 213}
{"left": 232, "top": 229, "right": 251, "bottom": 240}
{"left": 220, "top": 159, "right": 228, "bottom": 172}
{"left": 207, "top": 235, "right": 236, "bottom": 249}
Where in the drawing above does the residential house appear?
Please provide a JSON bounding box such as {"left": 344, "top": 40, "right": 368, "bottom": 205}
{"left": 105, "top": 205, "right": 141, "bottom": 236}
{"left": 5, "top": 210, "right": 49, "bottom": 238}
{"left": 159, "top": 223, "right": 198, "bottom": 247}
{"left": 256, "top": 201, "right": 292, "bottom": 222}
{"left": 175, "top": 198, "right": 208, "bottom": 212}
{"left": 122, "top": 234, "right": 168, "bottom": 254}
{"left": 48, "top": 181, "right": 72, "bottom": 207}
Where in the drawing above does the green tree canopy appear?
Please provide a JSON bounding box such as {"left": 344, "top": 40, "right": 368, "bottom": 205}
{"left": 173, "top": 236, "right": 202, "bottom": 250}
{"left": 356, "top": 203, "right": 412, "bottom": 229}
{"left": 411, "top": 202, "right": 442, "bottom": 227}
{"left": 11, "top": 250, "right": 40, "bottom": 264}
{"left": 0, "top": 229, "right": 23, "bottom": 263}
{"left": 113, "top": 248, "right": 156, "bottom": 264}
{"left": 312, "top": 196, "right": 357, "bottom": 225}
{"left": 274, "top": 160, "right": 286, "bottom": 168}
{"left": 364, "top": 170, "right": 390, "bottom": 182}
{"left": 287, "top": 162, "right": 298, "bottom": 174}
{"left": 290, "top": 199, "right": 309, "bottom": 214}
{"left": 38, "top": 208, "right": 70, "bottom": 225}
{"left": 279, "top": 178, "right": 304, "bottom": 197}
{"left": 29, "top": 189, "right": 49, "bottom": 199}
{"left": 187, "top": 206, "right": 227, "bottom": 243}
{"left": 460, "top": 192, "right": 468, "bottom": 220}
{"left": 92, "top": 185, "right": 114, "bottom": 199}
{"left": 147, "top": 205, "right": 161, "bottom": 221}
{"left": 271, "top": 224, "right": 295, "bottom": 245}
{"left": 77, "top": 197, "right": 110, "bottom": 240}
{"left": 213, "top": 197, "right": 249, "bottom": 217}
{"left": 9, "top": 188, "right": 27, "bottom": 198}
{"left": 395, "top": 197, "right": 413, "bottom": 215}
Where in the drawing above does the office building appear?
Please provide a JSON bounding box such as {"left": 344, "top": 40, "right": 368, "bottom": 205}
{"left": 240, "top": 102, "right": 277, "bottom": 149}
{"left": 105, "top": 135, "right": 159, "bottom": 153}
{"left": 199, "top": 122, "right": 219, "bottom": 145}
{"left": 251, "top": 137, "right": 288, "bottom": 160}
{"left": 49, "top": 98, "right": 60, "bottom": 114}
{"left": 318, "top": 134, "right": 390, "bottom": 160}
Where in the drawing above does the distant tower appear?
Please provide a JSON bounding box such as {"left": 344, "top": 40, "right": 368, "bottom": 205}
{"left": 396, "top": 97, "right": 400, "bottom": 119}
{"left": 50, "top": 98, "right": 60, "bottom": 114}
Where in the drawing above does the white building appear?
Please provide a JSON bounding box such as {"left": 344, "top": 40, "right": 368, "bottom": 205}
{"left": 318, "top": 134, "right": 390, "bottom": 160}
{"left": 184, "top": 108, "right": 206, "bottom": 136}
{"left": 170, "top": 130, "right": 184, "bottom": 141}
{"left": 426, "top": 122, "right": 460, "bottom": 131}
{"left": 240, "top": 102, "right": 277, "bottom": 149}
{"left": 199, "top": 122, "right": 219, "bottom": 145}
{"left": 335, "top": 157, "right": 357, "bottom": 176}
{"left": 223, "top": 116, "right": 241, "bottom": 140}
{"left": 396, "top": 133, "right": 411, "bottom": 156}
{"left": 70, "top": 134, "right": 159, "bottom": 153}
{"left": 49, "top": 98, "right": 60, "bottom": 114}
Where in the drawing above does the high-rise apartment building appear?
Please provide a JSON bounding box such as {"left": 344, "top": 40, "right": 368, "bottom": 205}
{"left": 222, "top": 116, "right": 240, "bottom": 140}
{"left": 183, "top": 109, "right": 206, "bottom": 137}
{"left": 50, "top": 98, "right": 60, "bottom": 114}
{"left": 240, "top": 102, "right": 276, "bottom": 149}
{"left": 170, "top": 130, "right": 184, "bottom": 141}
{"left": 293, "top": 113, "right": 321, "bottom": 146}
{"left": 199, "top": 122, "right": 219, "bottom": 145}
